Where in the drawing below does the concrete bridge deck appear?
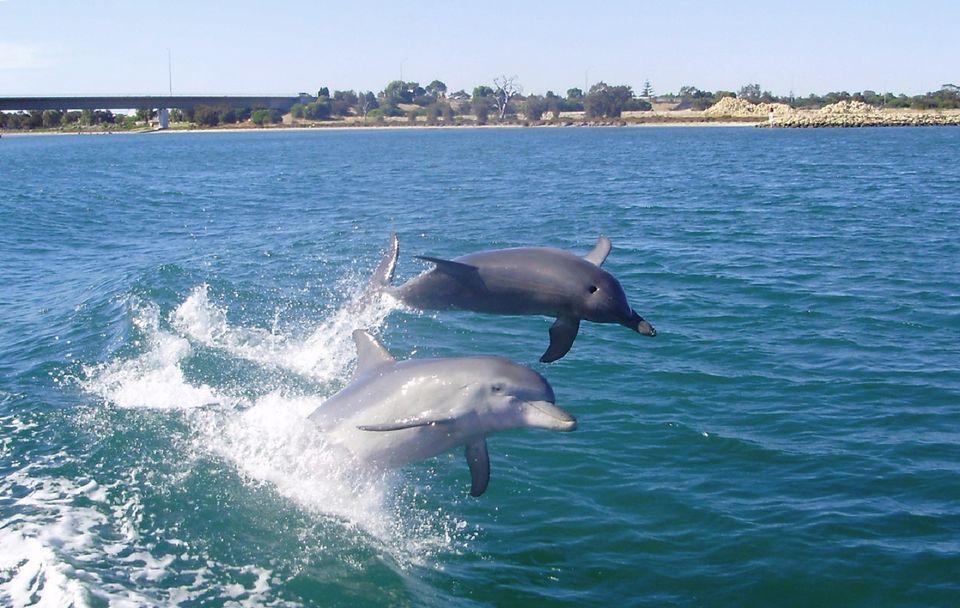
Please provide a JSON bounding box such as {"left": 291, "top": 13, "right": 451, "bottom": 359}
{"left": 0, "top": 95, "right": 311, "bottom": 112}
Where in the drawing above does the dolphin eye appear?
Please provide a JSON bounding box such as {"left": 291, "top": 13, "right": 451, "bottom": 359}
{"left": 491, "top": 384, "right": 504, "bottom": 393}
{"left": 588, "top": 285, "right": 598, "bottom": 293}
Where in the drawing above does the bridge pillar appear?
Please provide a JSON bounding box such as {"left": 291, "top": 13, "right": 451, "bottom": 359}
{"left": 158, "top": 108, "right": 169, "bottom": 129}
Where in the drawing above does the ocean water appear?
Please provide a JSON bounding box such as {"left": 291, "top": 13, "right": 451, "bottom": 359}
{"left": 1, "top": 126, "right": 958, "bottom": 607}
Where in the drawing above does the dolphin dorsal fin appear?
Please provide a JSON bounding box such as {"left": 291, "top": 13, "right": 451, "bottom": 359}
{"left": 415, "top": 256, "right": 479, "bottom": 278}
{"left": 352, "top": 330, "right": 395, "bottom": 379}
{"left": 584, "top": 235, "right": 612, "bottom": 266}
{"left": 415, "top": 256, "right": 486, "bottom": 291}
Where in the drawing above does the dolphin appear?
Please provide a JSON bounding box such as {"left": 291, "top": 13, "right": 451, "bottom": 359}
{"left": 369, "top": 233, "right": 656, "bottom": 362}
{"left": 308, "top": 330, "right": 577, "bottom": 496}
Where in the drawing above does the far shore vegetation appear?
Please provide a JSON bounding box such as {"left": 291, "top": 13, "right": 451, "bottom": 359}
{"left": 3, "top": 78, "right": 960, "bottom": 132}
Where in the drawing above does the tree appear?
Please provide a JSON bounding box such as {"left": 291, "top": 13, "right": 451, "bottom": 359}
{"left": 472, "top": 98, "right": 490, "bottom": 124}
{"left": 194, "top": 105, "right": 220, "bottom": 126}
{"left": 41, "top": 109, "right": 63, "bottom": 128}
{"left": 332, "top": 90, "right": 358, "bottom": 116}
{"left": 383, "top": 80, "right": 421, "bottom": 104}
{"left": 317, "top": 86, "right": 330, "bottom": 98}
{"left": 357, "top": 91, "right": 378, "bottom": 117}
{"left": 303, "top": 100, "right": 331, "bottom": 120}
{"left": 442, "top": 103, "right": 455, "bottom": 123}
{"left": 250, "top": 109, "right": 271, "bottom": 126}
{"left": 472, "top": 85, "right": 494, "bottom": 101}
{"left": 640, "top": 79, "right": 654, "bottom": 98}
{"left": 135, "top": 108, "right": 154, "bottom": 123}
{"left": 738, "top": 83, "right": 762, "bottom": 102}
{"left": 523, "top": 95, "right": 546, "bottom": 121}
{"left": 492, "top": 75, "right": 522, "bottom": 121}
{"left": 584, "top": 82, "right": 633, "bottom": 118}
{"left": 218, "top": 106, "right": 237, "bottom": 124}
{"left": 426, "top": 80, "right": 448, "bottom": 99}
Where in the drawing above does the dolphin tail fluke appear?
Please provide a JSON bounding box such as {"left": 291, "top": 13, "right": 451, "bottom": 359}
{"left": 370, "top": 232, "right": 399, "bottom": 289}
{"left": 352, "top": 233, "right": 399, "bottom": 312}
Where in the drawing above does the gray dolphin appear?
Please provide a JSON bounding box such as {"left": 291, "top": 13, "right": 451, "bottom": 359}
{"left": 308, "top": 330, "right": 576, "bottom": 496}
{"left": 370, "top": 233, "right": 656, "bottom": 362}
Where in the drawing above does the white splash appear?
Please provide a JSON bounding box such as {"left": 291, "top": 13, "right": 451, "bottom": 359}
{"left": 71, "top": 279, "right": 467, "bottom": 588}
{"left": 82, "top": 300, "right": 224, "bottom": 410}
{"left": 0, "top": 458, "right": 276, "bottom": 607}
{"left": 171, "top": 283, "right": 399, "bottom": 381}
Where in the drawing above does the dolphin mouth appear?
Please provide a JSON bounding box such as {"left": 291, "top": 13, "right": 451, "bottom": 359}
{"left": 526, "top": 400, "right": 578, "bottom": 432}
{"left": 627, "top": 310, "right": 656, "bottom": 336}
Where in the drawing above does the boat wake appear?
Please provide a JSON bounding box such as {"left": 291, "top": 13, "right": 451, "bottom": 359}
{"left": 1, "top": 281, "right": 472, "bottom": 606}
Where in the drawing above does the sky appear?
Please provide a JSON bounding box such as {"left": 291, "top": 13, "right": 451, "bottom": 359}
{"left": 1, "top": 0, "right": 957, "bottom": 98}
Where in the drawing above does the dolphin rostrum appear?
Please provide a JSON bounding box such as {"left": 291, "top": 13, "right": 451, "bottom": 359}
{"left": 308, "top": 330, "right": 577, "bottom": 496}
{"left": 370, "top": 233, "right": 656, "bottom": 362}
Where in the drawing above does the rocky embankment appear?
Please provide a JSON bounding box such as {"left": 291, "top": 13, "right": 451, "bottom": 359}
{"left": 704, "top": 97, "right": 960, "bottom": 128}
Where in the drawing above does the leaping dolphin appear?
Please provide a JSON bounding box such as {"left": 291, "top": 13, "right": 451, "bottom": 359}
{"left": 370, "top": 233, "right": 656, "bottom": 362}
{"left": 308, "top": 330, "right": 577, "bottom": 496}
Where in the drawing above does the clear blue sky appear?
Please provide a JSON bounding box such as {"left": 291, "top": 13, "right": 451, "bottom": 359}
{"left": 1, "top": 0, "right": 956, "bottom": 98}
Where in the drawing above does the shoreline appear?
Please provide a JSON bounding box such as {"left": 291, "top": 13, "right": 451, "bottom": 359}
{"left": 0, "top": 120, "right": 769, "bottom": 137}
{"left": 5, "top": 109, "right": 959, "bottom": 137}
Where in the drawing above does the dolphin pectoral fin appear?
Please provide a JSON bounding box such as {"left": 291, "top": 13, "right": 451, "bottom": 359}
{"left": 583, "top": 235, "right": 612, "bottom": 267}
{"left": 351, "top": 330, "right": 396, "bottom": 380}
{"left": 541, "top": 317, "right": 581, "bottom": 363}
{"left": 465, "top": 439, "right": 490, "bottom": 497}
{"left": 357, "top": 417, "right": 456, "bottom": 432}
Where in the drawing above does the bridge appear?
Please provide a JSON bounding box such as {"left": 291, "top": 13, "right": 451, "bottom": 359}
{"left": 0, "top": 95, "right": 314, "bottom": 113}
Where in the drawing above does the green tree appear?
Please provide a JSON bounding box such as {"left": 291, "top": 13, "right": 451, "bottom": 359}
{"left": 332, "top": 90, "right": 358, "bottom": 116}
{"left": 425, "top": 103, "right": 442, "bottom": 125}
{"left": 738, "top": 83, "right": 762, "bottom": 102}
{"left": 584, "top": 82, "right": 633, "bottom": 118}
{"left": 135, "top": 108, "right": 155, "bottom": 123}
{"left": 303, "top": 100, "right": 331, "bottom": 120}
{"left": 564, "top": 88, "right": 584, "bottom": 111}
{"left": 251, "top": 108, "right": 271, "bottom": 125}
{"left": 357, "top": 91, "right": 378, "bottom": 117}
{"left": 426, "top": 80, "right": 448, "bottom": 99}
{"left": 472, "top": 99, "right": 490, "bottom": 124}
{"left": 218, "top": 106, "right": 238, "bottom": 124}
{"left": 194, "top": 105, "right": 220, "bottom": 126}
{"left": 93, "top": 110, "right": 115, "bottom": 124}
{"left": 290, "top": 103, "right": 305, "bottom": 119}
{"left": 383, "top": 80, "right": 420, "bottom": 104}
{"left": 524, "top": 95, "right": 546, "bottom": 121}
{"left": 41, "top": 109, "right": 63, "bottom": 128}
{"left": 472, "top": 85, "right": 494, "bottom": 101}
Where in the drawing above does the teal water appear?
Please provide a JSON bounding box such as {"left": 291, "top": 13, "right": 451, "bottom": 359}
{"left": 1, "top": 127, "right": 958, "bottom": 607}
